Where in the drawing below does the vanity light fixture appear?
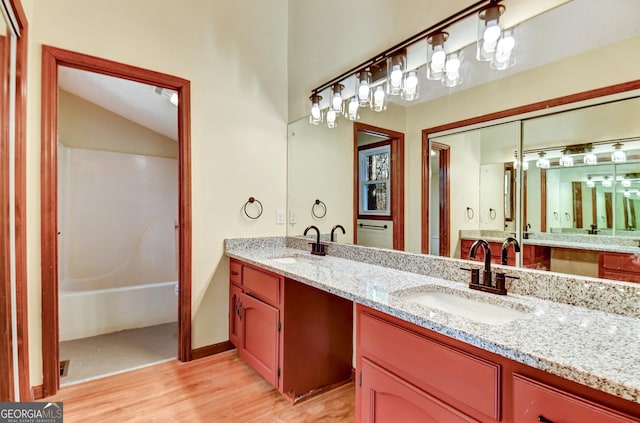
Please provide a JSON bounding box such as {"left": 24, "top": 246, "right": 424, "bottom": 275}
{"left": 426, "top": 32, "right": 449, "bottom": 80}
{"left": 602, "top": 176, "right": 613, "bottom": 188}
{"left": 356, "top": 70, "right": 372, "bottom": 106}
{"left": 386, "top": 53, "right": 406, "bottom": 96}
{"left": 611, "top": 142, "right": 627, "bottom": 163}
{"left": 622, "top": 177, "right": 632, "bottom": 187}
{"left": 477, "top": 3, "right": 515, "bottom": 69}
{"left": 535, "top": 151, "right": 550, "bottom": 169}
{"left": 330, "top": 84, "right": 345, "bottom": 114}
{"left": 522, "top": 160, "right": 529, "bottom": 171}
{"left": 559, "top": 150, "right": 574, "bottom": 167}
{"left": 584, "top": 149, "right": 598, "bottom": 165}
{"left": 442, "top": 52, "right": 463, "bottom": 87}
{"left": 309, "top": 93, "right": 323, "bottom": 125}
{"left": 326, "top": 109, "right": 337, "bottom": 128}
{"left": 586, "top": 176, "right": 595, "bottom": 188}
{"left": 624, "top": 190, "right": 631, "bottom": 198}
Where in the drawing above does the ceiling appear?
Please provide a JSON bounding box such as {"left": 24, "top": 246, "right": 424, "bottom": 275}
{"left": 57, "top": 0, "right": 639, "bottom": 136}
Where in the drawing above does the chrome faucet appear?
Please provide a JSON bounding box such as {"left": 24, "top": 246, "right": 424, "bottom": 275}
{"left": 501, "top": 237, "right": 520, "bottom": 265}
{"left": 330, "top": 224, "right": 345, "bottom": 242}
{"left": 303, "top": 225, "right": 326, "bottom": 256}
{"left": 469, "top": 239, "right": 492, "bottom": 287}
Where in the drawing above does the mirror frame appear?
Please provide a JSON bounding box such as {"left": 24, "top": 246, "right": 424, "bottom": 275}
{"left": 0, "top": 0, "right": 28, "bottom": 401}
{"left": 421, "top": 79, "right": 640, "bottom": 256}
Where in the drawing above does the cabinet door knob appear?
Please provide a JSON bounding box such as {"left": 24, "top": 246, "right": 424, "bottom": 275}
{"left": 231, "top": 270, "right": 239, "bottom": 276}
{"left": 538, "top": 416, "right": 553, "bottom": 423}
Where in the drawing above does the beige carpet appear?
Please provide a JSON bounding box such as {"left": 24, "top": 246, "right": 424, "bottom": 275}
{"left": 59, "top": 322, "right": 178, "bottom": 386}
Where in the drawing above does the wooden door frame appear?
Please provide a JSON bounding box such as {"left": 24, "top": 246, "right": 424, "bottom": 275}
{"left": 0, "top": 0, "right": 29, "bottom": 401}
{"left": 353, "top": 122, "right": 404, "bottom": 250}
{"left": 421, "top": 140, "right": 450, "bottom": 256}
{"left": 421, "top": 79, "right": 640, "bottom": 255}
{"left": 40, "top": 45, "right": 192, "bottom": 397}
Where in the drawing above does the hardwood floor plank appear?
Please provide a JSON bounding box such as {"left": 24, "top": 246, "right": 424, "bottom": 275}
{"left": 44, "top": 350, "right": 355, "bottom": 422}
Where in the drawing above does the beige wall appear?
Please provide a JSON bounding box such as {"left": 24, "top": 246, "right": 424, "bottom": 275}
{"left": 59, "top": 89, "right": 177, "bottom": 158}
{"left": 24, "top": 0, "right": 288, "bottom": 385}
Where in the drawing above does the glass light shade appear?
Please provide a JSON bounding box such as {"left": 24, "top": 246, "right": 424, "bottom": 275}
{"left": 586, "top": 177, "right": 595, "bottom": 188}
{"left": 477, "top": 4, "right": 505, "bottom": 61}
{"left": 371, "top": 86, "right": 387, "bottom": 112}
{"left": 536, "top": 152, "right": 550, "bottom": 169}
{"left": 356, "top": 70, "right": 372, "bottom": 106}
{"left": 622, "top": 178, "right": 631, "bottom": 187}
{"left": 442, "top": 53, "right": 463, "bottom": 87}
{"left": 559, "top": 153, "right": 574, "bottom": 167}
{"left": 347, "top": 97, "right": 359, "bottom": 121}
{"left": 330, "top": 84, "right": 344, "bottom": 113}
{"left": 427, "top": 32, "right": 448, "bottom": 80}
{"left": 386, "top": 54, "right": 405, "bottom": 96}
{"left": 584, "top": 152, "right": 598, "bottom": 165}
{"left": 490, "top": 29, "right": 516, "bottom": 70}
{"left": 602, "top": 176, "right": 612, "bottom": 188}
{"left": 612, "top": 143, "right": 627, "bottom": 163}
{"left": 624, "top": 190, "right": 631, "bottom": 198}
{"left": 522, "top": 160, "right": 529, "bottom": 171}
{"left": 326, "top": 109, "right": 337, "bottom": 128}
{"left": 401, "top": 71, "right": 420, "bottom": 101}
{"left": 308, "top": 94, "right": 323, "bottom": 125}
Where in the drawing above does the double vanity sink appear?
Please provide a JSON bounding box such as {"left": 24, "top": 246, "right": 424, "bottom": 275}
{"left": 226, "top": 237, "right": 640, "bottom": 419}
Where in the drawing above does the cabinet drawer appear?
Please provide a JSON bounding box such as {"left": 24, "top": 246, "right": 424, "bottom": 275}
{"left": 243, "top": 265, "right": 281, "bottom": 305}
{"left": 359, "top": 312, "right": 500, "bottom": 420}
{"left": 599, "top": 252, "right": 640, "bottom": 273}
{"left": 513, "top": 374, "right": 639, "bottom": 423}
{"left": 230, "top": 260, "right": 242, "bottom": 286}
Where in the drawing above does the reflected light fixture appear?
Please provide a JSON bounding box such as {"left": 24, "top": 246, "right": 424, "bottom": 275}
{"left": 584, "top": 149, "right": 598, "bottom": 165}
{"left": 536, "top": 151, "right": 550, "bottom": 169}
{"left": 427, "top": 32, "right": 449, "bottom": 80}
{"left": 586, "top": 176, "right": 595, "bottom": 188}
{"left": 326, "top": 109, "right": 337, "bottom": 128}
{"left": 347, "top": 97, "right": 359, "bottom": 121}
{"left": 602, "top": 176, "right": 613, "bottom": 188}
{"left": 622, "top": 177, "right": 632, "bottom": 187}
{"left": 611, "top": 142, "right": 627, "bottom": 163}
{"left": 331, "top": 84, "right": 344, "bottom": 113}
{"left": 308, "top": 93, "right": 323, "bottom": 125}
{"left": 624, "top": 190, "right": 631, "bottom": 198}
{"left": 371, "top": 86, "right": 387, "bottom": 112}
{"left": 559, "top": 150, "right": 574, "bottom": 167}
{"left": 442, "top": 52, "right": 463, "bottom": 87}
{"left": 386, "top": 53, "right": 406, "bottom": 95}
{"left": 401, "top": 70, "right": 420, "bottom": 101}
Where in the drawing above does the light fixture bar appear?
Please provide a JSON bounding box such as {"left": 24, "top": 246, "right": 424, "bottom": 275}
{"left": 310, "top": 0, "right": 498, "bottom": 95}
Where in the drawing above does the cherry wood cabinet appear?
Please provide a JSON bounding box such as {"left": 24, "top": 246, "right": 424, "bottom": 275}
{"left": 229, "top": 258, "right": 353, "bottom": 403}
{"left": 460, "top": 239, "right": 550, "bottom": 270}
{"left": 356, "top": 304, "right": 640, "bottom": 423}
{"left": 599, "top": 252, "right": 640, "bottom": 283}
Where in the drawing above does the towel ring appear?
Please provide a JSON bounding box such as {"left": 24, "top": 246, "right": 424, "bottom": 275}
{"left": 466, "top": 207, "right": 474, "bottom": 220}
{"left": 243, "top": 197, "right": 263, "bottom": 220}
{"left": 312, "top": 199, "right": 327, "bottom": 218}
{"left": 489, "top": 208, "right": 496, "bottom": 220}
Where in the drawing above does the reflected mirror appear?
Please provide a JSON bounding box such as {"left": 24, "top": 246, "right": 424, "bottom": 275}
{"left": 287, "top": 0, "right": 640, "bottom": 284}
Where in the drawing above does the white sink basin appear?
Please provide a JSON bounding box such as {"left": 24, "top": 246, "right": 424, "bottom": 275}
{"left": 267, "top": 254, "right": 320, "bottom": 264}
{"left": 270, "top": 256, "right": 299, "bottom": 264}
{"left": 401, "top": 290, "right": 530, "bottom": 326}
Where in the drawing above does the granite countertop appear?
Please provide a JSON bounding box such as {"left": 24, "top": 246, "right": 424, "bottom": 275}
{"left": 523, "top": 238, "right": 640, "bottom": 254}
{"left": 225, "top": 242, "right": 640, "bottom": 404}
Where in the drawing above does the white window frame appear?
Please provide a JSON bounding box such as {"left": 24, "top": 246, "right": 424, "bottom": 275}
{"left": 358, "top": 144, "right": 391, "bottom": 216}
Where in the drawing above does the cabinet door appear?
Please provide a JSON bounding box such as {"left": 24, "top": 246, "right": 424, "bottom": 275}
{"left": 229, "top": 284, "right": 243, "bottom": 348}
{"left": 239, "top": 292, "right": 279, "bottom": 387}
{"left": 361, "top": 358, "right": 478, "bottom": 423}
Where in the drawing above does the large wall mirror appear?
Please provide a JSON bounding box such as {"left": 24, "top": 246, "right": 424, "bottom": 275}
{"left": 287, "top": 0, "right": 640, "bottom": 282}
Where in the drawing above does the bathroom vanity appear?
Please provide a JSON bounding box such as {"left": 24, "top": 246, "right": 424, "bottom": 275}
{"left": 225, "top": 237, "right": 640, "bottom": 422}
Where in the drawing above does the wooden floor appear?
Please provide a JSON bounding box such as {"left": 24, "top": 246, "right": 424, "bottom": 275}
{"left": 45, "top": 350, "right": 355, "bottom": 422}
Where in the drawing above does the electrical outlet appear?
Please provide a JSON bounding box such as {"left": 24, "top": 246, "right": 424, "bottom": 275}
{"left": 289, "top": 210, "right": 297, "bottom": 224}
{"left": 276, "top": 209, "right": 285, "bottom": 224}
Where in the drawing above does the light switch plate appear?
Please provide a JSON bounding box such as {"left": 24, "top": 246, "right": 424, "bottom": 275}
{"left": 289, "top": 209, "right": 297, "bottom": 224}
{"left": 276, "top": 209, "right": 285, "bottom": 224}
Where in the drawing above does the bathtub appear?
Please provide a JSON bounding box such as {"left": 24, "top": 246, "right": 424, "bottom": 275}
{"left": 59, "top": 279, "right": 178, "bottom": 342}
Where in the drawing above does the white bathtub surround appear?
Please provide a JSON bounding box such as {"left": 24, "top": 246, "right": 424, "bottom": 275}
{"left": 225, "top": 236, "right": 640, "bottom": 404}
{"left": 58, "top": 146, "right": 179, "bottom": 340}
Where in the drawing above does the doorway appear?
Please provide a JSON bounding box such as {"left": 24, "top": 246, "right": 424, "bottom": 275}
{"left": 40, "top": 46, "right": 192, "bottom": 397}
{"left": 353, "top": 122, "right": 404, "bottom": 250}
